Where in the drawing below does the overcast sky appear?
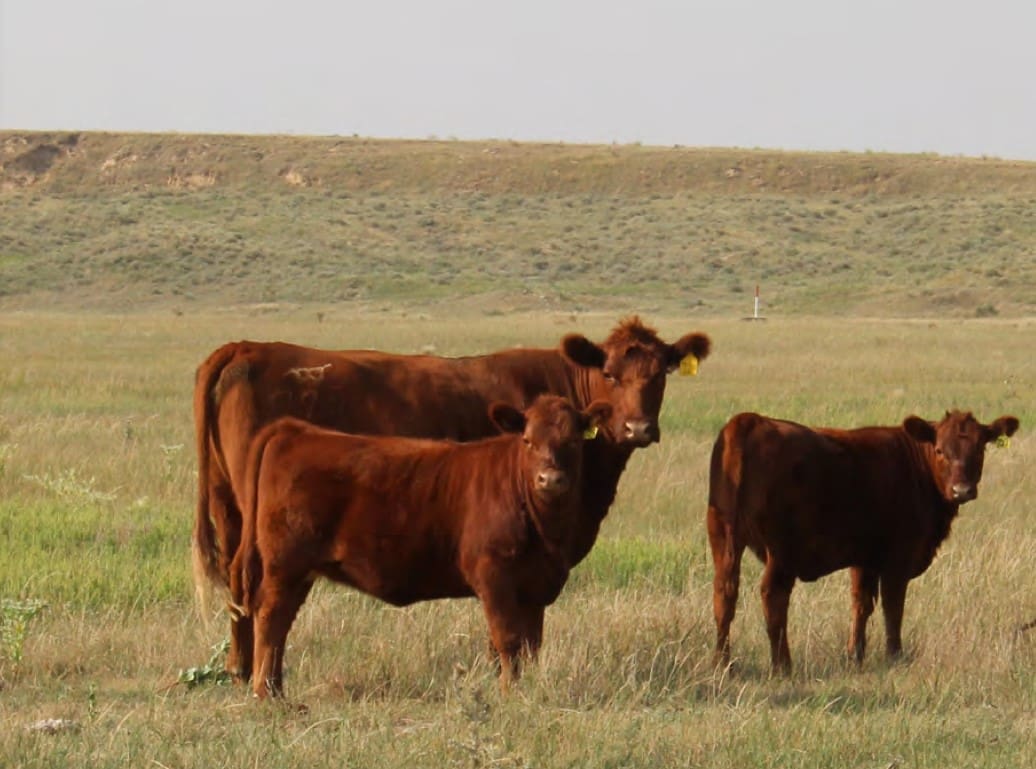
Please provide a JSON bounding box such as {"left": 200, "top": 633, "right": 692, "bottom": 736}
{"left": 2, "top": 0, "right": 1034, "bottom": 160}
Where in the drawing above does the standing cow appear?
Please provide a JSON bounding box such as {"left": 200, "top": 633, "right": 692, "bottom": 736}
{"left": 707, "top": 409, "right": 1019, "bottom": 673}
{"left": 231, "top": 395, "right": 612, "bottom": 698}
{"left": 194, "top": 317, "right": 710, "bottom": 681}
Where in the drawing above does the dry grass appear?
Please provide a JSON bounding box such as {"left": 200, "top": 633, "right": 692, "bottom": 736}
{"left": 0, "top": 310, "right": 1033, "bottom": 767}
{"left": 2, "top": 131, "right": 1035, "bottom": 317}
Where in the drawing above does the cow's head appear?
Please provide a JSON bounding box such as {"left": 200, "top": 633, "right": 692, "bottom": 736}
{"left": 490, "top": 395, "right": 613, "bottom": 501}
{"left": 560, "top": 316, "right": 710, "bottom": 447}
{"left": 903, "top": 410, "right": 1020, "bottom": 503}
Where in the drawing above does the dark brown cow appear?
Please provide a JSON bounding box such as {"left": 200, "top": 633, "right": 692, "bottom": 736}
{"left": 193, "top": 317, "right": 710, "bottom": 680}
{"left": 707, "top": 409, "right": 1019, "bottom": 673}
{"left": 230, "top": 395, "right": 612, "bottom": 698}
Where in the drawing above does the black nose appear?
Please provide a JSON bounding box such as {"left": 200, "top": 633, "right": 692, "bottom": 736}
{"left": 951, "top": 483, "right": 976, "bottom": 502}
{"left": 536, "top": 469, "right": 569, "bottom": 494}
{"left": 623, "top": 420, "right": 659, "bottom": 445}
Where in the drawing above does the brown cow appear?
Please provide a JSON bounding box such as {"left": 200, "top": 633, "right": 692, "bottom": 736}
{"left": 230, "top": 395, "right": 613, "bottom": 698}
{"left": 707, "top": 409, "right": 1019, "bottom": 673}
{"left": 193, "top": 317, "right": 710, "bottom": 680}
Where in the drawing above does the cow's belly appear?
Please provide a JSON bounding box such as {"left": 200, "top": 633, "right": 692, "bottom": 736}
{"left": 786, "top": 536, "right": 879, "bottom": 582}
{"left": 320, "top": 555, "right": 473, "bottom": 607}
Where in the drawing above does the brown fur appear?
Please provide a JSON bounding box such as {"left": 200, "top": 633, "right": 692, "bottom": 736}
{"left": 230, "top": 396, "right": 611, "bottom": 698}
{"left": 707, "top": 409, "right": 1019, "bottom": 673}
{"left": 192, "top": 319, "right": 710, "bottom": 681}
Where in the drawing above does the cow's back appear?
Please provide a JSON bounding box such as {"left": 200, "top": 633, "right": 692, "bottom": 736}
{"left": 712, "top": 413, "right": 941, "bottom": 580}
{"left": 251, "top": 422, "right": 532, "bottom": 607}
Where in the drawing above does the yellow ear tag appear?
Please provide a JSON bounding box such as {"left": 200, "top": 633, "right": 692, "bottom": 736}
{"left": 995, "top": 434, "right": 1011, "bottom": 449}
{"left": 679, "top": 354, "right": 699, "bottom": 377}
{"left": 583, "top": 425, "right": 599, "bottom": 440}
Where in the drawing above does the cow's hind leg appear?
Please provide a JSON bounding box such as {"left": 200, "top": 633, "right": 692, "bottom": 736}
{"left": 228, "top": 614, "right": 255, "bottom": 683}
{"left": 708, "top": 505, "right": 743, "bottom": 669}
{"left": 760, "top": 555, "right": 795, "bottom": 674}
{"left": 252, "top": 577, "right": 312, "bottom": 699}
{"left": 226, "top": 538, "right": 256, "bottom": 683}
{"left": 204, "top": 482, "right": 255, "bottom": 683}
{"left": 880, "top": 574, "right": 909, "bottom": 660}
{"left": 848, "top": 567, "right": 879, "bottom": 665}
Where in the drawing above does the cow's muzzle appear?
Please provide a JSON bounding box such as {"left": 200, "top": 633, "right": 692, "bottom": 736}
{"left": 623, "top": 420, "right": 659, "bottom": 447}
{"left": 536, "top": 469, "right": 570, "bottom": 496}
{"left": 951, "top": 483, "right": 977, "bottom": 503}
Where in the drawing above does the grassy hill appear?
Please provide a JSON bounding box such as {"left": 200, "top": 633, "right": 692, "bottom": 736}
{"left": 2, "top": 130, "right": 1034, "bottom": 316}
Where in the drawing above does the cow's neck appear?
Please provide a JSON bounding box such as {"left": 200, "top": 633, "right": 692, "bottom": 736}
{"left": 911, "top": 439, "right": 962, "bottom": 566}
{"left": 517, "top": 475, "right": 573, "bottom": 569}
{"left": 569, "top": 437, "right": 635, "bottom": 566}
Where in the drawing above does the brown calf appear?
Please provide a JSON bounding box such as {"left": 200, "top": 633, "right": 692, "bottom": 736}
{"left": 230, "top": 395, "right": 612, "bottom": 698}
{"left": 707, "top": 410, "right": 1019, "bottom": 673}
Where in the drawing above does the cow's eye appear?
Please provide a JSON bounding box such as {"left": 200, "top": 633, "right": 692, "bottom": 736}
{"left": 603, "top": 372, "right": 617, "bottom": 385}
{"left": 934, "top": 447, "right": 944, "bottom": 457}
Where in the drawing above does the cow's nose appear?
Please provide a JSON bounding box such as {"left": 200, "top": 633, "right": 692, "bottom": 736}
{"left": 951, "top": 483, "right": 976, "bottom": 502}
{"left": 536, "top": 470, "right": 568, "bottom": 494}
{"left": 623, "top": 420, "right": 658, "bottom": 445}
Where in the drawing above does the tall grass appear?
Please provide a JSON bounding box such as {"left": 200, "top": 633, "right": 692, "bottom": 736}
{"left": 0, "top": 310, "right": 1033, "bottom": 767}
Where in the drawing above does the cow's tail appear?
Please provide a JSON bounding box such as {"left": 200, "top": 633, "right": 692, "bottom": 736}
{"left": 192, "top": 343, "right": 240, "bottom": 620}
{"left": 235, "top": 419, "right": 303, "bottom": 618}
{"left": 708, "top": 412, "right": 760, "bottom": 524}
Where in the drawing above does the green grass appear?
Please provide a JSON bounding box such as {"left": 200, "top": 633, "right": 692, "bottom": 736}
{"left": 0, "top": 310, "right": 1032, "bottom": 767}
{"left": 0, "top": 130, "right": 1033, "bottom": 766}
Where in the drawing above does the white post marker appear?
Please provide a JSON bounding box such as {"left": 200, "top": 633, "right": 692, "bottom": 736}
{"left": 742, "top": 283, "right": 767, "bottom": 321}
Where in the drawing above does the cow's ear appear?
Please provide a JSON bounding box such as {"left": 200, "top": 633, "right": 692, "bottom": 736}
{"left": 582, "top": 400, "right": 613, "bottom": 431}
{"left": 561, "top": 334, "right": 606, "bottom": 369}
{"left": 489, "top": 402, "right": 526, "bottom": 434}
{"left": 666, "top": 332, "right": 711, "bottom": 372}
{"left": 903, "top": 416, "right": 937, "bottom": 443}
{"left": 984, "top": 415, "right": 1020, "bottom": 443}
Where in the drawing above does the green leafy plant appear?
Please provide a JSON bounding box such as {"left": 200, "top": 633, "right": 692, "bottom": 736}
{"left": 1, "top": 598, "right": 46, "bottom": 664}
{"left": 177, "top": 638, "right": 232, "bottom": 688}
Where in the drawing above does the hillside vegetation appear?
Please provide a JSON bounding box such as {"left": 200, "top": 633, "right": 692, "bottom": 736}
{"left": 1, "top": 131, "right": 1034, "bottom": 316}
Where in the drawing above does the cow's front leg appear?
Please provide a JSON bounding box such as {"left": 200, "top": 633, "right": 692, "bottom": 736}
{"left": 848, "top": 567, "right": 879, "bottom": 665}
{"left": 478, "top": 590, "right": 543, "bottom": 692}
{"left": 760, "top": 555, "right": 795, "bottom": 675}
{"left": 880, "top": 574, "right": 909, "bottom": 659}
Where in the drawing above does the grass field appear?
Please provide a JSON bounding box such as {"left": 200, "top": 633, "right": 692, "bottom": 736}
{"left": 0, "top": 309, "right": 1032, "bottom": 768}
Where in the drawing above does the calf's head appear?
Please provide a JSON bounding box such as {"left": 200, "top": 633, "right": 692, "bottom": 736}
{"left": 903, "top": 410, "right": 1020, "bottom": 503}
{"left": 560, "top": 316, "right": 710, "bottom": 447}
{"left": 490, "top": 395, "right": 613, "bottom": 501}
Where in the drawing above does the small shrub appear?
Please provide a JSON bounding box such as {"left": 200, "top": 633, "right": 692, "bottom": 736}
{"left": 1, "top": 599, "right": 46, "bottom": 664}
{"left": 177, "top": 638, "right": 232, "bottom": 689}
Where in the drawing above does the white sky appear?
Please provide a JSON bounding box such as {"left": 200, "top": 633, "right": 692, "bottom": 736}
{"left": 2, "top": 0, "right": 1035, "bottom": 160}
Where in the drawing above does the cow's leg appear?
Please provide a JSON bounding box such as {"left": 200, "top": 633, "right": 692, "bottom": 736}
{"left": 226, "top": 534, "right": 255, "bottom": 683}
{"left": 760, "top": 555, "right": 795, "bottom": 674}
{"left": 707, "top": 506, "right": 743, "bottom": 668}
{"left": 880, "top": 575, "right": 909, "bottom": 659}
{"left": 212, "top": 481, "right": 242, "bottom": 586}
{"left": 848, "top": 567, "right": 879, "bottom": 665}
{"left": 228, "top": 614, "right": 255, "bottom": 683}
{"left": 252, "top": 577, "right": 311, "bottom": 699}
{"left": 479, "top": 591, "right": 535, "bottom": 692}
{"left": 211, "top": 482, "right": 253, "bottom": 682}
{"left": 520, "top": 604, "right": 546, "bottom": 661}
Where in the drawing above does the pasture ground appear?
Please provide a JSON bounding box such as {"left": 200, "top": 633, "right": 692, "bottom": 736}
{"left": 0, "top": 309, "right": 1032, "bottom": 768}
